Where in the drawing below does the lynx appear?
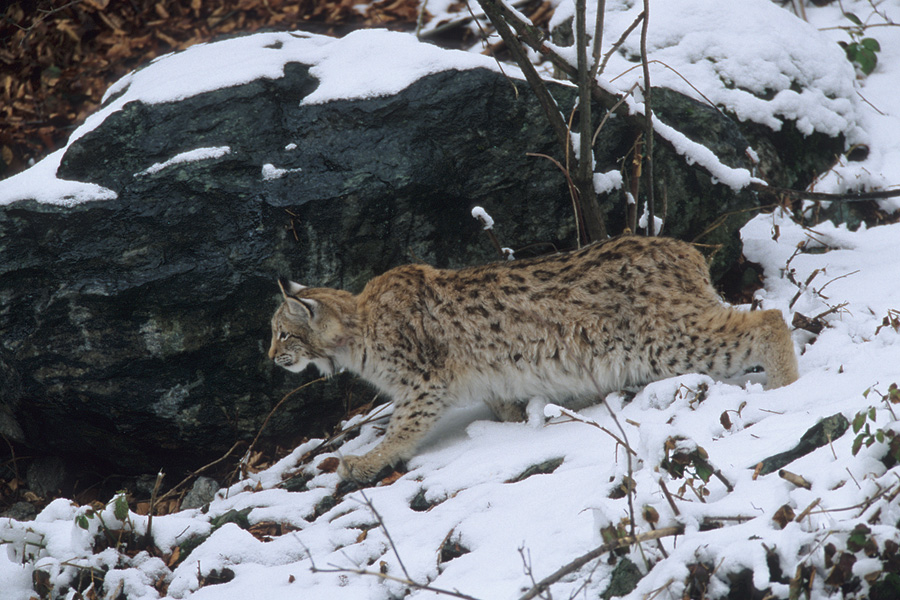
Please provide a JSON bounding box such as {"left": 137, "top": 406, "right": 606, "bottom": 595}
{"left": 269, "top": 235, "right": 798, "bottom": 482}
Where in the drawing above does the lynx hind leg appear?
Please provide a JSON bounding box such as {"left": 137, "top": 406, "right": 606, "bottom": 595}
{"left": 339, "top": 394, "right": 447, "bottom": 482}
{"left": 485, "top": 397, "right": 528, "bottom": 423}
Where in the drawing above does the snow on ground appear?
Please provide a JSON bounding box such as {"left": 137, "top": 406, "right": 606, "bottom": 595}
{"left": 3, "top": 1, "right": 900, "bottom": 599}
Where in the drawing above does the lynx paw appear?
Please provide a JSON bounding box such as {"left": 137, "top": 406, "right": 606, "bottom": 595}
{"left": 339, "top": 454, "right": 390, "bottom": 483}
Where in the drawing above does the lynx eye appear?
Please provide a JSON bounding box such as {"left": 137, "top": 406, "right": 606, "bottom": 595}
{"left": 278, "top": 331, "right": 290, "bottom": 341}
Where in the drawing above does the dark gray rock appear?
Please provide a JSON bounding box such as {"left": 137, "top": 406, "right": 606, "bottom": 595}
{"left": 756, "top": 413, "right": 850, "bottom": 475}
{"left": 181, "top": 476, "right": 220, "bottom": 510}
{"left": 0, "top": 36, "right": 843, "bottom": 475}
{"left": 0, "top": 501, "right": 37, "bottom": 521}
{"left": 25, "top": 456, "right": 66, "bottom": 498}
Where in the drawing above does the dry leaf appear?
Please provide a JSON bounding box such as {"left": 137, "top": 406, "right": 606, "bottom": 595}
{"left": 772, "top": 504, "right": 795, "bottom": 529}
{"left": 318, "top": 457, "right": 340, "bottom": 473}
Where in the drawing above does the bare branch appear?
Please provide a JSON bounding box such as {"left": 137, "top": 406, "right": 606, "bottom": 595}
{"left": 518, "top": 525, "right": 686, "bottom": 600}
{"left": 574, "top": 0, "right": 608, "bottom": 241}
{"left": 598, "top": 11, "right": 644, "bottom": 77}
{"left": 356, "top": 489, "right": 412, "bottom": 581}
{"left": 750, "top": 181, "right": 900, "bottom": 202}
{"left": 476, "top": 0, "right": 571, "bottom": 149}
{"left": 640, "top": 0, "right": 656, "bottom": 235}
{"left": 590, "top": 0, "right": 608, "bottom": 80}
{"left": 309, "top": 564, "right": 484, "bottom": 600}
{"left": 155, "top": 440, "right": 243, "bottom": 505}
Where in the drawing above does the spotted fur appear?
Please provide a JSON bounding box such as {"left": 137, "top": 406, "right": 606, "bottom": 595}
{"left": 268, "top": 236, "right": 798, "bottom": 481}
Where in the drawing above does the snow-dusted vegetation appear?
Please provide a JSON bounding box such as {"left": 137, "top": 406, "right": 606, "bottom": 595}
{"left": 3, "top": 0, "right": 900, "bottom": 598}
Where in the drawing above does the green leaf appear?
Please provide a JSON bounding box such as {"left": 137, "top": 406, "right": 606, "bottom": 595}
{"left": 844, "top": 12, "right": 863, "bottom": 26}
{"left": 847, "top": 524, "right": 871, "bottom": 551}
{"left": 853, "top": 412, "right": 866, "bottom": 434}
{"left": 863, "top": 387, "right": 872, "bottom": 399}
{"left": 876, "top": 430, "right": 885, "bottom": 444}
{"left": 114, "top": 494, "right": 129, "bottom": 522}
{"left": 852, "top": 434, "right": 864, "bottom": 455}
{"left": 856, "top": 50, "right": 878, "bottom": 75}
{"left": 861, "top": 38, "right": 881, "bottom": 52}
{"left": 75, "top": 515, "right": 90, "bottom": 530}
{"left": 869, "top": 407, "right": 877, "bottom": 421}
{"left": 695, "top": 462, "right": 713, "bottom": 484}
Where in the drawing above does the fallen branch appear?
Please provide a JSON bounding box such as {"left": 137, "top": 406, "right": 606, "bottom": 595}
{"left": 750, "top": 182, "right": 900, "bottom": 202}
{"left": 779, "top": 469, "right": 812, "bottom": 490}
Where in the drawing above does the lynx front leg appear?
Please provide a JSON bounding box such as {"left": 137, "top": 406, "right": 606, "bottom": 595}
{"left": 339, "top": 389, "right": 448, "bottom": 482}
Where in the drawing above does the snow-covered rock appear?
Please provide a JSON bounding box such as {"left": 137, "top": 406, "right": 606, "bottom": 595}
{"left": 0, "top": 27, "right": 836, "bottom": 473}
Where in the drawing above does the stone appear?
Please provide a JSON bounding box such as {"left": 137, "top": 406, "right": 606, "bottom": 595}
{"left": 0, "top": 501, "right": 37, "bottom": 521}
{"left": 756, "top": 413, "right": 850, "bottom": 475}
{"left": 0, "top": 31, "right": 847, "bottom": 475}
{"left": 181, "top": 476, "right": 220, "bottom": 510}
{"left": 25, "top": 456, "right": 66, "bottom": 498}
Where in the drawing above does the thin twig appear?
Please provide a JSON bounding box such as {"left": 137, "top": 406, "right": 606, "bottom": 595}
{"left": 478, "top": 0, "right": 900, "bottom": 208}
{"left": 477, "top": 0, "right": 570, "bottom": 149}
{"left": 356, "top": 489, "right": 412, "bottom": 581}
{"left": 303, "top": 503, "right": 483, "bottom": 600}
{"left": 592, "top": 82, "right": 639, "bottom": 146}
{"left": 815, "top": 270, "right": 860, "bottom": 296}
{"left": 589, "top": 0, "right": 607, "bottom": 80}
{"left": 593, "top": 386, "right": 637, "bottom": 538}
{"left": 518, "top": 525, "right": 686, "bottom": 600}
{"left": 751, "top": 181, "right": 900, "bottom": 202}
{"left": 659, "top": 479, "right": 681, "bottom": 516}
{"left": 598, "top": 11, "right": 644, "bottom": 76}
{"left": 526, "top": 152, "right": 585, "bottom": 244}
{"left": 547, "top": 405, "right": 638, "bottom": 456}
{"left": 244, "top": 377, "right": 327, "bottom": 460}
{"left": 144, "top": 470, "right": 164, "bottom": 546}
{"left": 640, "top": 0, "right": 655, "bottom": 235}
{"left": 310, "top": 562, "right": 483, "bottom": 600}
{"left": 155, "top": 440, "right": 243, "bottom": 505}
{"left": 575, "top": 0, "right": 601, "bottom": 240}
{"left": 609, "top": 59, "right": 725, "bottom": 118}
{"left": 795, "top": 498, "right": 822, "bottom": 522}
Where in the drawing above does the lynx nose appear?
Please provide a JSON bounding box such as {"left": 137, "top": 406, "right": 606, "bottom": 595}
{"left": 267, "top": 339, "right": 277, "bottom": 360}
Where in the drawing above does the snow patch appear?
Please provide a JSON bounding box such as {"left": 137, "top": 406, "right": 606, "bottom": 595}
{"left": 135, "top": 146, "right": 231, "bottom": 177}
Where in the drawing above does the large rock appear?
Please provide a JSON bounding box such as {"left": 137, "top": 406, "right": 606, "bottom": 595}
{"left": 0, "top": 29, "right": 847, "bottom": 474}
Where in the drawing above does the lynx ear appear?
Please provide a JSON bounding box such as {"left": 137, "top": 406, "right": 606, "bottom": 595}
{"left": 277, "top": 278, "right": 318, "bottom": 320}
{"left": 278, "top": 278, "right": 307, "bottom": 298}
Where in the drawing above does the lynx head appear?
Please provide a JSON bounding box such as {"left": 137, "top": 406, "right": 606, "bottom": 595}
{"left": 268, "top": 279, "right": 358, "bottom": 376}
